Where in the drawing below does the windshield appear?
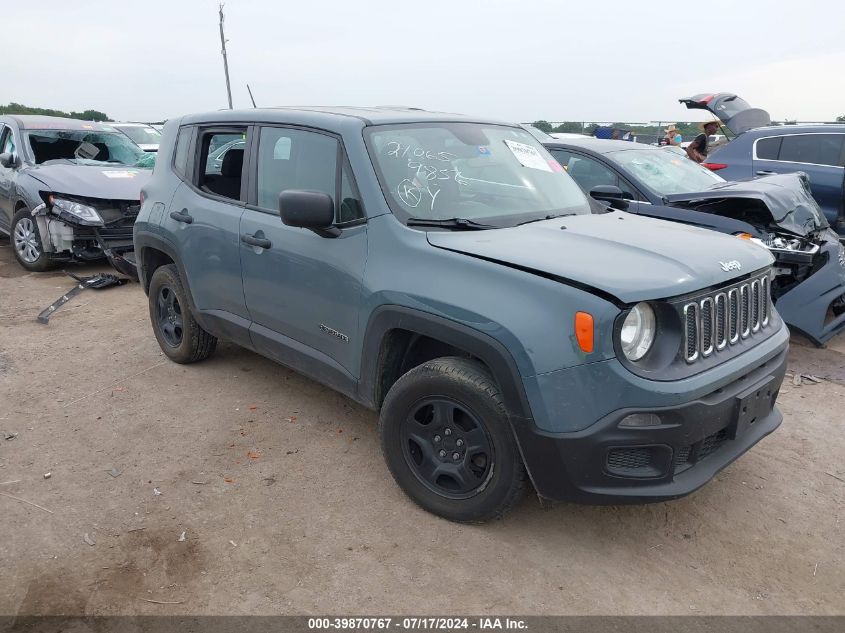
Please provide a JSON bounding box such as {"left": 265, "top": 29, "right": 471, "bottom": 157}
{"left": 117, "top": 125, "right": 162, "bottom": 145}
{"left": 366, "top": 123, "right": 591, "bottom": 226}
{"left": 606, "top": 147, "right": 724, "bottom": 196}
{"left": 25, "top": 130, "right": 154, "bottom": 168}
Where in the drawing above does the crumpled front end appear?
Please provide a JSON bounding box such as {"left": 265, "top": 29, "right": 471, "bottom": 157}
{"left": 771, "top": 230, "right": 845, "bottom": 345}
{"left": 31, "top": 193, "right": 139, "bottom": 278}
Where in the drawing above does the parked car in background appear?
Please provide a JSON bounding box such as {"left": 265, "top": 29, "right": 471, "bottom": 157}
{"left": 112, "top": 122, "right": 163, "bottom": 152}
{"left": 135, "top": 107, "right": 787, "bottom": 522}
{"left": 0, "top": 115, "right": 152, "bottom": 271}
{"left": 543, "top": 137, "right": 845, "bottom": 345}
{"left": 680, "top": 93, "right": 845, "bottom": 234}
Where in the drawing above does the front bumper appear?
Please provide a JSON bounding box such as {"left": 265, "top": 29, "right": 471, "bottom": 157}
{"left": 514, "top": 331, "right": 788, "bottom": 504}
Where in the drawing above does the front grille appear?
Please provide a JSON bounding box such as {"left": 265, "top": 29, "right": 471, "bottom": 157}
{"left": 682, "top": 271, "right": 772, "bottom": 364}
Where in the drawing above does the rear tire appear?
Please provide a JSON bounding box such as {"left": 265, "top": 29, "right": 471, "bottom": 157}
{"left": 379, "top": 357, "right": 526, "bottom": 523}
{"left": 148, "top": 264, "right": 217, "bottom": 363}
{"left": 11, "top": 208, "right": 55, "bottom": 272}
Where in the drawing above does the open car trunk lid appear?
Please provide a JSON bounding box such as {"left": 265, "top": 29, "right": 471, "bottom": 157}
{"left": 679, "top": 93, "right": 771, "bottom": 135}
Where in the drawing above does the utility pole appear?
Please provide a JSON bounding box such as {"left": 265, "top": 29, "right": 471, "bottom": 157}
{"left": 219, "top": 3, "right": 233, "bottom": 109}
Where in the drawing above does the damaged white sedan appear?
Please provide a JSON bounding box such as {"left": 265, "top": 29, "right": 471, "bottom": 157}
{"left": 0, "top": 115, "right": 152, "bottom": 275}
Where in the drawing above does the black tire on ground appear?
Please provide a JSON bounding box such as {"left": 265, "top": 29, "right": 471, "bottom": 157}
{"left": 379, "top": 356, "right": 527, "bottom": 523}
{"left": 148, "top": 264, "right": 217, "bottom": 364}
{"left": 11, "top": 208, "right": 55, "bottom": 272}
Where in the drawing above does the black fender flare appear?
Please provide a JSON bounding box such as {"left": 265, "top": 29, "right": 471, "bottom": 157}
{"left": 357, "top": 305, "right": 534, "bottom": 423}
{"left": 358, "top": 306, "right": 550, "bottom": 493}
{"left": 134, "top": 230, "right": 210, "bottom": 331}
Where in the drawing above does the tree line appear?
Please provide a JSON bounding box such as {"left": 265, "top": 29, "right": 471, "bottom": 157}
{"left": 532, "top": 120, "right": 714, "bottom": 139}
{"left": 536, "top": 115, "right": 845, "bottom": 137}
{"left": 0, "top": 102, "right": 111, "bottom": 122}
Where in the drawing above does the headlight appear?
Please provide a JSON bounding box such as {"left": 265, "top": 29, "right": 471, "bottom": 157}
{"left": 620, "top": 302, "right": 656, "bottom": 361}
{"left": 50, "top": 196, "right": 103, "bottom": 226}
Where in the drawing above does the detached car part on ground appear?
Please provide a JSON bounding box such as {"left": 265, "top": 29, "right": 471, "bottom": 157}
{"left": 543, "top": 138, "right": 845, "bottom": 346}
{"left": 0, "top": 115, "right": 152, "bottom": 275}
{"left": 135, "top": 108, "right": 788, "bottom": 522}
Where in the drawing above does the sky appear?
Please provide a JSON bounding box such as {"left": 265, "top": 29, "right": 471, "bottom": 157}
{"left": 4, "top": 0, "right": 844, "bottom": 124}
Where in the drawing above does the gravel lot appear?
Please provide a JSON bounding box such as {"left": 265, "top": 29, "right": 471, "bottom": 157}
{"left": 0, "top": 234, "right": 843, "bottom": 616}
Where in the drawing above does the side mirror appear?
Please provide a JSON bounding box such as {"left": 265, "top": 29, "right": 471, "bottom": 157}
{"left": 279, "top": 189, "right": 339, "bottom": 237}
{"left": 590, "top": 185, "right": 628, "bottom": 210}
{"left": 0, "top": 152, "right": 15, "bottom": 168}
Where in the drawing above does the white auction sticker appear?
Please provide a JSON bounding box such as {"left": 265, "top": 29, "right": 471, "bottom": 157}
{"left": 504, "top": 140, "right": 552, "bottom": 171}
{"left": 102, "top": 170, "right": 139, "bottom": 179}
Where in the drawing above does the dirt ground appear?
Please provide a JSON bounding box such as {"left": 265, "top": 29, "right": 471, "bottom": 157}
{"left": 0, "top": 233, "right": 843, "bottom": 617}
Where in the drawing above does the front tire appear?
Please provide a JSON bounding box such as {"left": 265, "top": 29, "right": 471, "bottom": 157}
{"left": 379, "top": 357, "right": 526, "bottom": 522}
{"left": 148, "top": 264, "right": 217, "bottom": 363}
{"left": 11, "top": 208, "right": 55, "bottom": 272}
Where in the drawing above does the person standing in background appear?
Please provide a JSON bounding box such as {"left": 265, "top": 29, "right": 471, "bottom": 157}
{"left": 686, "top": 120, "right": 720, "bottom": 162}
{"left": 663, "top": 124, "right": 682, "bottom": 146}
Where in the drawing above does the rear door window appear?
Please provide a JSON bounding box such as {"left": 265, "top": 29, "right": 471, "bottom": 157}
{"left": 194, "top": 129, "right": 248, "bottom": 201}
{"left": 777, "top": 134, "right": 845, "bottom": 167}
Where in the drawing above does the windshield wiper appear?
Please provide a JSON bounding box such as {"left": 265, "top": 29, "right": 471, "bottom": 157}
{"left": 516, "top": 213, "right": 577, "bottom": 226}
{"left": 406, "top": 217, "right": 497, "bottom": 230}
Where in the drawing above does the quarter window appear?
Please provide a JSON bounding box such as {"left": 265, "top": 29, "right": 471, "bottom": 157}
{"left": 755, "top": 136, "right": 781, "bottom": 160}
{"left": 172, "top": 126, "right": 192, "bottom": 177}
{"left": 339, "top": 161, "right": 365, "bottom": 223}
{"left": 256, "top": 127, "right": 338, "bottom": 213}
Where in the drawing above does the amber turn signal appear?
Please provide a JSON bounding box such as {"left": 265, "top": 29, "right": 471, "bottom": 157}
{"left": 575, "top": 311, "right": 594, "bottom": 353}
{"left": 736, "top": 232, "right": 754, "bottom": 240}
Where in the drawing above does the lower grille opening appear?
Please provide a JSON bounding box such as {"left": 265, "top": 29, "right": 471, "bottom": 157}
{"left": 674, "top": 427, "right": 731, "bottom": 474}
{"left": 606, "top": 446, "right": 664, "bottom": 478}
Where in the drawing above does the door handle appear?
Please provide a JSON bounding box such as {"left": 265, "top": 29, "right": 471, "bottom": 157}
{"left": 241, "top": 233, "right": 272, "bottom": 249}
{"left": 755, "top": 170, "right": 775, "bottom": 176}
{"left": 170, "top": 209, "right": 193, "bottom": 224}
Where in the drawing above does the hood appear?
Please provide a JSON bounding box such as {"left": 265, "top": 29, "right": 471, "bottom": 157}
{"left": 665, "top": 172, "right": 828, "bottom": 236}
{"left": 679, "top": 92, "right": 770, "bottom": 135}
{"left": 26, "top": 163, "right": 151, "bottom": 201}
{"left": 426, "top": 212, "right": 774, "bottom": 303}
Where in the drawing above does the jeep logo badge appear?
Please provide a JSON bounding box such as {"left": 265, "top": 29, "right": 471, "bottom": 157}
{"left": 719, "top": 260, "right": 742, "bottom": 272}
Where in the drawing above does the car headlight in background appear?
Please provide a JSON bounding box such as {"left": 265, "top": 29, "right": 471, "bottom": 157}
{"left": 49, "top": 196, "right": 104, "bottom": 226}
{"left": 620, "top": 302, "right": 656, "bottom": 361}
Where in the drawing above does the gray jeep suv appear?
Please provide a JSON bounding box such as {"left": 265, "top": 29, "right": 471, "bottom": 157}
{"left": 134, "top": 107, "right": 789, "bottom": 522}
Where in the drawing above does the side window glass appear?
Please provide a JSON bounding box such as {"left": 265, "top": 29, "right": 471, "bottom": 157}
{"left": 566, "top": 155, "right": 618, "bottom": 193}
{"left": 756, "top": 136, "right": 781, "bottom": 160}
{"left": 256, "top": 127, "right": 338, "bottom": 212}
{"left": 817, "top": 135, "right": 845, "bottom": 167}
{"left": 777, "top": 134, "right": 834, "bottom": 166}
{"left": 196, "top": 130, "right": 247, "bottom": 201}
{"left": 617, "top": 176, "right": 638, "bottom": 201}
{"left": 1, "top": 127, "right": 15, "bottom": 155}
{"left": 339, "top": 161, "right": 365, "bottom": 223}
{"left": 172, "top": 126, "right": 192, "bottom": 177}
{"left": 550, "top": 149, "right": 574, "bottom": 171}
